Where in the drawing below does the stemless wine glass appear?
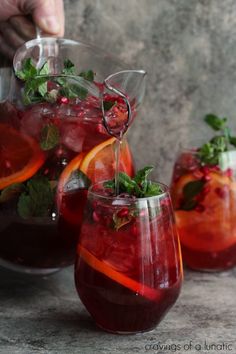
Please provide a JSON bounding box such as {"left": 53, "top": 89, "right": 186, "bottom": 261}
{"left": 0, "top": 38, "right": 146, "bottom": 275}
{"left": 75, "top": 181, "right": 183, "bottom": 334}
{"left": 170, "top": 146, "right": 236, "bottom": 271}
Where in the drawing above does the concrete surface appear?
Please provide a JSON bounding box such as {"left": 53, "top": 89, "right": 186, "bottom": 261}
{"left": 0, "top": 266, "right": 235, "bottom": 354}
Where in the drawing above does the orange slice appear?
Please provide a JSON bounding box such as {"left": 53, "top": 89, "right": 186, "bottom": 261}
{"left": 78, "top": 244, "right": 161, "bottom": 301}
{"left": 79, "top": 137, "right": 134, "bottom": 183}
{"left": 0, "top": 123, "right": 45, "bottom": 190}
{"left": 57, "top": 138, "right": 134, "bottom": 224}
{"left": 173, "top": 171, "right": 236, "bottom": 252}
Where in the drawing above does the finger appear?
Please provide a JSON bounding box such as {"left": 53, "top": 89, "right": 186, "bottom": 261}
{"left": 0, "top": 21, "right": 25, "bottom": 49}
{"left": 0, "top": 32, "right": 15, "bottom": 60}
{"left": 26, "top": 0, "right": 65, "bottom": 36}
{"left": 9, "top": 15, "right": 36, "bottom": 40}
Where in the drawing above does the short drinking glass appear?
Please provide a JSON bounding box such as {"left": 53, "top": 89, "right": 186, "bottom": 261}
{"left": 75, "top": 182, "right": 183, "bottom": 334}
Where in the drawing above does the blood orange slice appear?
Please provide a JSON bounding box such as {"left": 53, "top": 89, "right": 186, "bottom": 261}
{"left": 174, "top": 171, "right": 236, "bottom": 252}
{"left": 79, "top": 137, "right": 134, "bottom": 183}
{"left": 78, "top": 244, "right": 161, "bottom": 301}
{"left": 0, "top": 123, "right": 45, "bottom": 190}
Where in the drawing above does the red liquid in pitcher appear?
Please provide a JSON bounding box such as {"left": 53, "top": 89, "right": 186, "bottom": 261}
{"left": 0, "top": 96, "right": 133, "bottom": 270}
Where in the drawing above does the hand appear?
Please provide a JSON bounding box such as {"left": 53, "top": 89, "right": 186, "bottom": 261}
{"left": 0, "top": 0, "right": 64, "bottom": 60}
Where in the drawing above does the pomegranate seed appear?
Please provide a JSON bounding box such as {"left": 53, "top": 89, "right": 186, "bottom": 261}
{"left": 193, "top": 169, "right": 203, "bottom": 179}
{"left": 200, "top": 166, "right": 210, "bottom": 175}
{"left": 215, "top": 186, "right": 229, "bottom": 199}
{"left": 202, "top": 185, "right": 211, "bottom": 195}
{"left": 131, "top": 224, "right": 138, "bottom": 237}
{"left": 58, "top": 96, "right": 69, "bottom": 104}
{"left": 202, "top": 174, "right": 211, "bottom": 182}
{"left": 210, "top": 165, "right": 220, "bottom": 172}
{"left": 225, "top": 168, "right": 233, "bottom": 178}
{"left": 195, "top": 204, "right": 205, "bottom": 212}
{"left": 92, "top": 211, "right": 100, "bottom": 222}
{"left": 117, "top": 207, "right": 129, "bottom": 218}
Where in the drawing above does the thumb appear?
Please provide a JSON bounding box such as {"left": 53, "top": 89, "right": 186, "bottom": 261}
{"left": 31, "top": 0, "right": 64, "bottom": 36}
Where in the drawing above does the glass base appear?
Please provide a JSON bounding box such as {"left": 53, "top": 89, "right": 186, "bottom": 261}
{"left": 96, "top": 323, "right": 156, "bottom": 335}
{"left": 0, "top": 257, "right": 60, "bottom": 275}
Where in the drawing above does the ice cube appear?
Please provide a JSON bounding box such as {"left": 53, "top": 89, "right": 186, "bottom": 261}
{"left": 60, "top": 122, "right": 85, "bottom": 152}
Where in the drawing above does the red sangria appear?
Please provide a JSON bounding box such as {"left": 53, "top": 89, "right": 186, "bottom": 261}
{"left": 170, "top": 114, "right": 236, "bottom": 271}
{"left": 75, "top": 168, "right": 183, "bottom": 333}
{"left": 0, "top": 38, "right": 147, "bottom": 274}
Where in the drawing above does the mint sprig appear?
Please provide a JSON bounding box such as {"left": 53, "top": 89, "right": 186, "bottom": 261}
{"left": 16, "top": 58, "right": 95, "bottom": 104}
{"left": 104, "top": 166, "right": 163, "bottom": 198}
{"left": 197, "top": 114, "right": 236, "bottom": 166}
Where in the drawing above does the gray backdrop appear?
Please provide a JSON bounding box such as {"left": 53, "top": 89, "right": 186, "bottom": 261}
{"left": 64, "top": 0, "right": 236, "bottom": 182}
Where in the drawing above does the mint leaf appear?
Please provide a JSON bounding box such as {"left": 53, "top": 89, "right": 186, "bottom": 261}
{"left": 181, "top": 199, "right": 198, "bottom": 211}
{"left": 62, "top": 59, "right": 76, "bottom": 75}
{"left": 183, "top": 180, "right": 205, "bottom": 200}
{"left": 117, "top": 172, "right": 139, "bottom": 195}
{"left": 39, "top": 61, "right": 50, "bottom": 75}
{"left": 103, "top": 100, "right": 117, "bottom": 111}
{"left": 204, "top": 114, "right": 227, "bottom": 131}
{"left": 17, "top": 176, "right": 54, "bottom": 218}
{"left": 198, "top": 136, "right": 228, "bottom": 165}
{"left": 230, "top": 136, "right": 236, "bottom": 147}
{"left": 63, "top": 170, "right": 91, "bottom": 192}
{"left": 179, "top": 180, "right": 205, "bottom": 211}
{"left": 38, "top": 81, "right": 48, "bottom": 97}
{"left": 0, "top": 183, "right": 24, "bottom": 203}
{"left": 145, "top": 181, "right": 163, "bottom": 197}
{"left": 15, "top": 58, "right": 38, "bottom": 80}
{"left": 40, "top": 124, "right": 60, "bottom": 151}
{"left": 113, "top": 211, "right": 133, "bottom": 230}
{"left": 104, "top": 166, "right": 163, "bottom": 198}
{"left": 79, "top": 70, "right": 95, "bottom": 82}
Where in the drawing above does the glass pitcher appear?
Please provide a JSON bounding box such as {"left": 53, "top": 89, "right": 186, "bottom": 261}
{"left": 0, "top": 38, "right": 146, "bottom": 274}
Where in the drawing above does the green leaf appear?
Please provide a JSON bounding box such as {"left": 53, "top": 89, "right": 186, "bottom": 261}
{"left": 134, "top": 166, "right": 154, "bottom": 184}
{"left": 17, "top": 194, "right": 32, "bottom": 218}
{"left": 17, "top": 176, "right": 54, "bottom": 218}
{"left": 118, "top": 172, "right": 138, "bottom": 194}
{"left": 62, "top": 59, "right": 76, "bottom": 75}
{"left": 204, "top": 114, "right": 227, "bottom": 131}
{"left": 59, "top": 83, "right": 88, "bottom": 100}
{"left": 79, "top": 70, "right": 95, "bottom": 82}
{"left": 113, "top": 211, "right": 133, "bottom": 230}
{"left": 103, "top": 100, "right": 117, "bottom": 111}
{"left": 145, "top": 181, "right": 163, "bottom": 197}
{"left": 103, "top": 180, "right": 115, "bottom": 189}
{"left": 15, "top": 58, "right": 38, "bottom": 81}
{"left": 181, "top": 199, "right": 197, "bottom": 211}
{"left": 0, "top": 183, "right": 24, "bottom": 203}
{"left": 183, "top": 180, "right": 205, "bottom": 200}
{"left": 39, "top": 61, "right": 50, "bottom": 75}
{"left": 230, "top": 136, "right": 236, "bottom": 147}
{"left": 38, "top": 81, "right": 48, "bottom": 97}
{"left": 103, "top": 166, "right": 163, "bottom": 198}
{"left": 63, "top": 170, "right": 91, "bottom": 192}
{"left": 40, "top": 124, "right": 60, "bottom": 151}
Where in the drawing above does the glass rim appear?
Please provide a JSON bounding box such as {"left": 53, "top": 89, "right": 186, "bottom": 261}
{"left": 88, "top": 180, "right": 170, "bottom": 202}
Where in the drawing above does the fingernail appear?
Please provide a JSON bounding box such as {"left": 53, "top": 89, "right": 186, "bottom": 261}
{"left": 40, "top": 16, "right": 60, "bottom": 34}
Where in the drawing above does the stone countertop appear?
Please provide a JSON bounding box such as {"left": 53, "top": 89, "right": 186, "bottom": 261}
{"left": 0, "top": 266, "right": 235, "bottom": 354}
